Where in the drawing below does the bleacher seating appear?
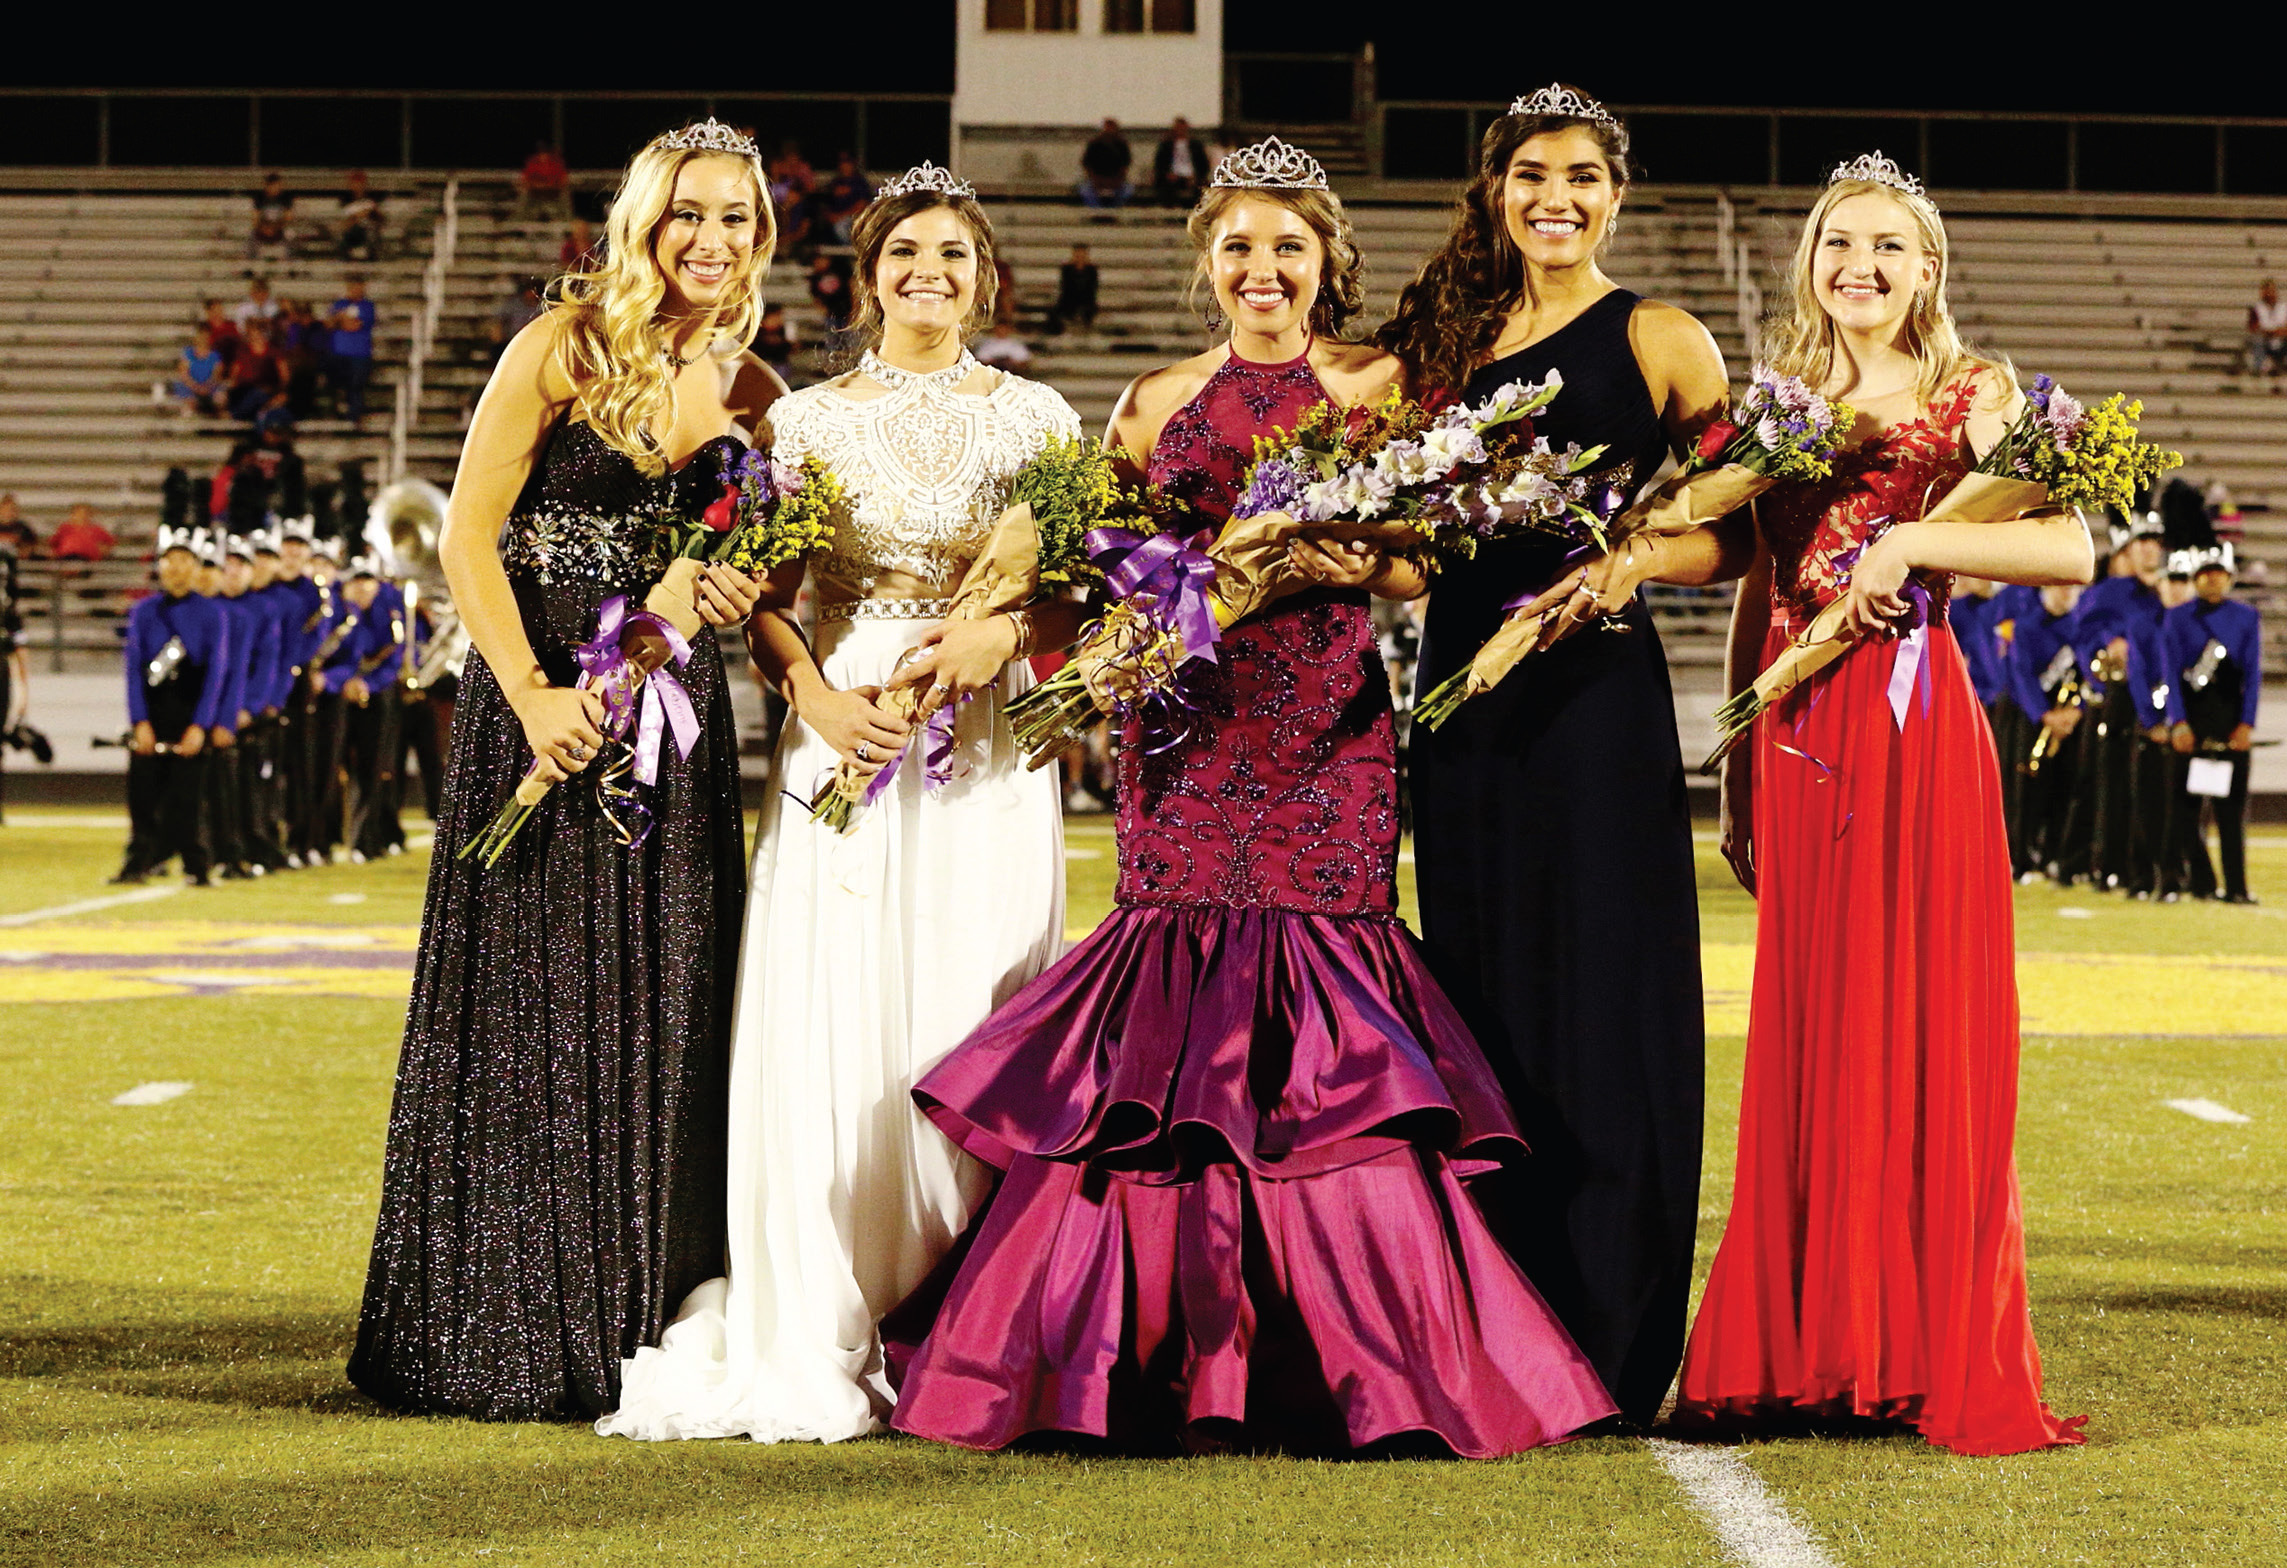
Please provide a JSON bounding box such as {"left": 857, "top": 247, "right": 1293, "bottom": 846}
{"left": 4, "top": 174, "right": 2281, "bottom": 677}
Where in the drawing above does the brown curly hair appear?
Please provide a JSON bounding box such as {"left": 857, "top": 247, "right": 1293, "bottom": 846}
{"left": 1376, "top": 92, "right": 1632, "bottom": 397}
{"left": 848, "top": 189, "right": 1000, "bottom": 343}
{"left": 1185, "top": 184, "right": 1366, "bottom": 341}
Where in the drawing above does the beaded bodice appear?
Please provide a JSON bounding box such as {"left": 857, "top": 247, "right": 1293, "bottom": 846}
{"left": 500, "top": 420, "right": 684, "bottom": 590}
{"left": 1116, "top": 349, "right": 1401, "bottom": 917}
{"left": 771, "top": 352, "right": 1079, "bottom": 612}
{"left": 1759, "top": 374, "right": 1978, "bottom": 633}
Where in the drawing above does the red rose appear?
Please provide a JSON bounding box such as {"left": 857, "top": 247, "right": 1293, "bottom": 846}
{"left": 702, "top": 485, "right": 738, "bottom": 532}
{"left": 1695, "top": 420, "right": 1737, "bottom": 463}
{"left": 1419, "top": 386, "right": 1457, "bottom": 415}
{"left": 1342, "top": 403, "right": 1377, "bottom": 441}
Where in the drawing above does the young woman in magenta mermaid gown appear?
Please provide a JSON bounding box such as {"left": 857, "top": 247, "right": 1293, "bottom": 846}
{"left": 350, "top": 124, "right": 780, "bottom": 1420}
{"left": 1676, "top": 156, "right": 2090, "bottom": 1454}
{"left": 887, "top": 138, "right": 1614, "bottom": 1457}
{"left": 1376, "top": 86, "right": 1746, "bottom": 1426}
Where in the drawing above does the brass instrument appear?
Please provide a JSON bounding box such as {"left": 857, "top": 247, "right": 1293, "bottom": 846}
{"left": 2027, "top": 645, "right": 2087, "bottom": 774}
{"left": 369, "top": 479, "right": 467, "bottom": 691}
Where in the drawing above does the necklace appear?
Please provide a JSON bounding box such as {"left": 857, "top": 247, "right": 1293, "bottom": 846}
{"left": 859, "top": 348, "right": 980, "bottom": 390}
{"left": 661, "top": 333, "right": 711, "bottom": 370}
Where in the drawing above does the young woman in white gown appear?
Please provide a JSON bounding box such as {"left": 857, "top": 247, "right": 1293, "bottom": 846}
{"left": 597, "top": 163, "right": 1084, "bottom": 1443}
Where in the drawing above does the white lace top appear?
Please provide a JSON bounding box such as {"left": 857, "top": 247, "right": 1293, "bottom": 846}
{"left": 771, "top": 351, "right": 1081, "bottom": 615}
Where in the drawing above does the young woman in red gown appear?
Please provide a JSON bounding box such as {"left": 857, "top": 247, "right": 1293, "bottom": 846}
{"left": 1675, "top": 155, "right": 2093, "bottom": 1455}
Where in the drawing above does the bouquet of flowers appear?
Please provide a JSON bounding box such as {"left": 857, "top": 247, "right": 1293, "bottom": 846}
{"left": 460, "top": 447, "right": 843, "bottom": 866}
{"left": 1702, "top": 373, "right": 2181, "bottom": 769}
{"left": 1413, "top": 367, "right": 1857, "bottom": 730}
{"left": 1008, "top": 376, "right": 1605, "bottom": 766}
{"left": 806, "top": 437, "right": 1134, "bottom": 832}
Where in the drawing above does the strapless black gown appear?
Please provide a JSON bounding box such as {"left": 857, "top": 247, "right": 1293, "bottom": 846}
{"left": 1410, "top": 289, "right": 1707, "bottom": 1425}
{"left": 349, "top": 421, "right": 746, "bottom": 1420}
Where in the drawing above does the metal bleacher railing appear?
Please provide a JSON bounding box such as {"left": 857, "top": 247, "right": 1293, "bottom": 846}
{"left": 391, "top": 178, "right": 458, "bottom": 485}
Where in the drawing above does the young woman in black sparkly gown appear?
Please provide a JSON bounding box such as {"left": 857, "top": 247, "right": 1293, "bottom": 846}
{"left": 1378, "top": 85, "right": 1749, "bottom": 1427}
{"left": 349, "top": 121, "right": 787, "bottom": 1420}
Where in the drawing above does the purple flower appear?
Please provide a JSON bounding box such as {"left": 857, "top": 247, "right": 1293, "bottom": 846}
{"left": 1237, "top": 456, "right": 1305, "bottom": 519}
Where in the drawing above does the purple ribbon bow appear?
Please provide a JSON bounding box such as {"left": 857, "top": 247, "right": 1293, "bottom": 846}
{"left": 1087, "top": 526, "right": 1221, "bottom": 665}
{"left": 575, "top": 594, "right": 701, "bottom": 800}
{"left": 1884, "top": 580, "right": 1935, "bottom": 731}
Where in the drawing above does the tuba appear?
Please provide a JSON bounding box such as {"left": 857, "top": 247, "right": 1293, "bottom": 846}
{"left": 367, "top": 479, "right": 468, "bottom": 690}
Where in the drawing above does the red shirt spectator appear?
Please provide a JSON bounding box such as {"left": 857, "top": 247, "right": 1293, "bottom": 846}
{"left": 49, "top": 505, "right": 115, "bottom": 562}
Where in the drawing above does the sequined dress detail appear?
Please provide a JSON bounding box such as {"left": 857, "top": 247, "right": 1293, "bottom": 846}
{"left": 595, "top": 355, "right": 1080, "bottom": 1444}
{"left": 349, "top": 419, "right": 746, "bottom": 1420}
{"left": 1677, "top": 374, "right": 2086, "bottom": 1454}
{"left": 888, "top": 349, "right": 1614, "bottom": 1456}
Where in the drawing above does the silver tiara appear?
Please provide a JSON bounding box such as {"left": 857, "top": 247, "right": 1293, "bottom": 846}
{"left": 1830, "top": 151, "right": 1925, "bottom": 198}
{"left": 657, "top": 118, "right": 759, "bottom": 160}
{"left": 1508, "top": 84, "right": 1618, "bottom": 130}
{"left": 878, "top": 161, "right": 975, "bottom": 200}
{"left": 1210, "top": 136, "right": 1328, "bottom": 192}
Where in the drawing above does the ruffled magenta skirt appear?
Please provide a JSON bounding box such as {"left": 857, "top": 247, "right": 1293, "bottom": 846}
{"left": 886, "top": 904, "right": 1617, "bottom": 1456}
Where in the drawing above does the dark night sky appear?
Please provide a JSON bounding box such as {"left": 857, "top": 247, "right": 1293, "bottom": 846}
{"left": 4, "top": 2, "right": 2270, "bottom": 118}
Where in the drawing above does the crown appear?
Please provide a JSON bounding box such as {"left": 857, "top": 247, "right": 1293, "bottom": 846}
{"left": 878, "top": 161, "right": 975, "bottom": 201}
{"left": 656, "top": 118, "right": 759, "bottom": 160}
{"left": 1210, "top": 136, "right": 1328, "bottom": 192}
{"left": 1508, "top": 84, "right": 1619, "bottom": 130}
{"left": 1829, "top": 151, "right": 1925, "bottom": 198}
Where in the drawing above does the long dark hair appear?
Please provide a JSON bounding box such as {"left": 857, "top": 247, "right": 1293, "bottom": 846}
{"left": 1376, "top": 93, "right": 1632, "bottom": 396}
{"left": 848, "top": 188, "right": 1001, "bottom": 342}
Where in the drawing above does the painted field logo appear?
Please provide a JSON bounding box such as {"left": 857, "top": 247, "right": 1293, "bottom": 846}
{"left": 0, "top": 922, "right": 417, "bottom": 1004}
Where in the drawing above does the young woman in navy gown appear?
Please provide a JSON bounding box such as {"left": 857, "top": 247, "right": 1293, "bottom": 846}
{"left": 1378, "top": 85, "right": 1746, "bottom": 1427}
{"left": 886, "top": 137, "right": 1613, "bottom": 1456}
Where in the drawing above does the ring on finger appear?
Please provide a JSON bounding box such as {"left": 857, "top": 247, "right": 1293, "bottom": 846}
{"left": 568, "top": 743, "right": 589, "bottom": 761}
{"left": 856, "top": 741, "right": 872, "bottom": 764}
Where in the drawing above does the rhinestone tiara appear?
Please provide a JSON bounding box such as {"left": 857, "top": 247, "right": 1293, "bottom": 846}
{"left": 656, "top": 117, "right": 759, "bottom": 160}
{"left": 1508, "top": 84, "right": 1618, "bottom": 130}
{"left": 1210, "top": 136, "right": 1328, "bottom": 192}
{"left": 878, "top": 161, "right": 976, "bottom": 201}
{"left": 1829, "top": 151, "right": 1925, "bottom": 198}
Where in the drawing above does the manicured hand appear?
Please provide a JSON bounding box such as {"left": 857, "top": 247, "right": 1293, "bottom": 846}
{"left": 1841, "top": 533, "right": 1912, "bottom": 640}
{"left": 510, "top": 684, "right": 607, "bottom": 783}
{"left": 694, "top": 565, "right": 763, "bottom": 628}
{"left": 888, "top": 618, "right": 1021, "bottom": 719}
{"left": 1288, "top": 536, "right": 1384, "bottom": 589}
{"left": 803, "top": 683, "right": 913, "bottom": 776}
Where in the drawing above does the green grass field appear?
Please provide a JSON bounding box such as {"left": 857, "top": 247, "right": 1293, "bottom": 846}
{"left": 0, "top": 812, "right": 2282, "bottom": 1566}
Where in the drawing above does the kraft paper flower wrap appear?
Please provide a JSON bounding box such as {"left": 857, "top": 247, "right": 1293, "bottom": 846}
{"left": 1008, "top": 376, "right": 1606, "bottom": 768}
{"left": 1698, "top": 374, "right": 2181, "bottom": 773}
{"left": 460, "top": 446, "right": 842, "bottom": 867}
{"left": 1412, "top": 368, "right": 1855, "bottom": 731}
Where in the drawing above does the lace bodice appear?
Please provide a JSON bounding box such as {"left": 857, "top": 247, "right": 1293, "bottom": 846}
{"left": 769, "top": 352, "right": 1080, "bottom": 609}
{"left": 1759, "top": 374, "right": 1979, "bottom": 632}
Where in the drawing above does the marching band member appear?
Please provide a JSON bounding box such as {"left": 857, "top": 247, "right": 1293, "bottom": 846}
{"left": 115, "top": 527, "right": 232, "bottom": 885}
{"left": 2003, "top": 582, "right": 2089, "bottom": 882}
{"left": 2074, "top": 513, "right": 2166, "bottom": 889}
{"left": 2162, "top": 544, "right": 2262, "bottom": 903}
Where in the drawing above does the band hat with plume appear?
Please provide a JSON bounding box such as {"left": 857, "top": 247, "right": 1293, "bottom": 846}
{"left": 2189, "top": 542, "right": 2236, "bottom": 575}
{"left": 1507, "top": 83, "right": 1619, "bottom": 131}
{"left": 2166, "top": 548, "right": 2199, "bottom": 578}
{"left": 250, "top": 525, "right": 283, "bottom": 555}
{"left": 279, "top": 516, "right": 316, "bottom": 545}
{"left": 346, "top": 550, "right": 383, "bottom": 580}
{"left": 655, "top": 117, "right": 759, "bottom": 161}
{"left": 877, "top": 161, "right": 976, "bottom": 201}
{"left": 225, "top": 533, "right": 256, "bottom": 562}
{"left": 1830, "top": 151, "right": 1926, "bottom": 199}
{"left": 1210, "top": 136, "right": 1329, "bottom": 192}
{"left": 156, "top": 525, "right": 200, "bottom": 557}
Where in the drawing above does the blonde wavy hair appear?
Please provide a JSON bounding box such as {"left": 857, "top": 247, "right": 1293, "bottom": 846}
{"left": 1766, "top": 177, "right": 2008, "bottom": 409}
{"left": 547, "top": 133, "right": 774, "bottom": 477}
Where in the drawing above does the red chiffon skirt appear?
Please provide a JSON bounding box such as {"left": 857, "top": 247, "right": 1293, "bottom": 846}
{"left": 1676, "top": 619, "right": 2086, "bottom": 1455}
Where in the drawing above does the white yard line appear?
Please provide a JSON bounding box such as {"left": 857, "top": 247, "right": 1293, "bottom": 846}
{"left": 111, "top": 1081, "right": 193, "bottom": 1106}
{"left": 0, "top": 885, "right": 182, "bottom": 927}
{"left": 2165, "top": 1097, "right": 2252, "bottom": 1124}
{"left": 1646, "top": 1439, "right": 1840, "bottom": 1568}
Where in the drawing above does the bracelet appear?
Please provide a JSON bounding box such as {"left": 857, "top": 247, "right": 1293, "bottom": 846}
{"left": 1005, "top": 608, "right": 1037, "bottom": 659}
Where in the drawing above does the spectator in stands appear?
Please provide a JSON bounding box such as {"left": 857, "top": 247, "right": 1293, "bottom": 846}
{"left": 1153, "top": 117, "right": 1204, "bottom": 206}
{"left": 1049, "top": 242, "right": 1099, "bottom": 334}
{"left": 560, "top": 216, "right": 599, "bottom": 272}
{"left": 807, "top": 252, "right": 856, "bottom": 357}
{"left": 272, "top": 299, "right": 325, "bottom": 419}
{"left": 227, "top": 321, "right": 289, "bottom": 425}
{"left": 173, "top": 325, "right": 227, "bottom": 417}
{"left": 49, "top": 504, "right": 115, "bottom": 563}
{"left": 201, "top": 299, "right": 242, "bottom": 366}
{"left": 249, "top": 173, "right": 293, "bottom": 260}
{"left": 2245, "top": 279, "right": 2287, "bottom": 377}
{"left": 336, "top": 170, "right": 383, "bottom": 260}
{"left": 973, "top": 319, "right": 1033, "bottom": 372}
{"left": 0, "top": 495, "right": 35, "bottom": 557}
{"left": 816, "top": 152, "right": 874, "bottom": 244}
{"left": 328, "top": 278, "right": 377, "bottom": 426}
{"left": 516, "top": 141, "right": 572, "bottom": 222}
{"left": 752, "top": 302, "right": 797, "bottom": 369}
{"left": 484, "top": 276, "right": 545, "bottom": 362}
{"left": 1079, "top": 118, "right": 1135, "bottom": 208}
{"left": 233, "top": 276, "right": 278, "bottom": 331}
{"left": 769, "top": 142, "right": 817, "bottom": 252}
